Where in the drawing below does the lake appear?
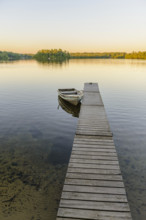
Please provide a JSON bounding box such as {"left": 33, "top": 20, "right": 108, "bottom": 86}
{"left": 0, "top": 59, "right": 146, "bottom": 220}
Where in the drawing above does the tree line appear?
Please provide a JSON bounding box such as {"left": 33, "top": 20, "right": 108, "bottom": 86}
{"left": 1, "top": 50, "right": 146, "bottom": 61}
{"left": 0, "top": 51, "right": 32, "bottom": 61}
{"left": 125, "top": 51, "right": 146, "bottom": 59}
{"left": 70, "top": 51, "right": 146, "bottom": 59}
{"left": 34, "top": 50, "right": 146, "bottom": 61}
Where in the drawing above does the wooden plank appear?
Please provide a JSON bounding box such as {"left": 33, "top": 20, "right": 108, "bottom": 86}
{"left": 73, "top": 142, "right": 115, "bottom": 146}
{"left": 67, "top": 167, "right": 121, "bottom": 175}
{"left": 71, "top": 154, "right": 118, "bottom": 161}
{"left": 74, "top": 136, "right": 113, "bottom": 141}
{"left": 61, "top": 191, "right": 127, "bottom": 202}
{"left": 77, "top": 122, "right": 110, "bottom": 126}
{"left": 76, "top": 127, "right": 111, "bottom": 131}
{"left": 72, "top": 147, "right": 116, "bottom": 153}
{"left": 75, "top": 131, "right": 112, "bottom": 135}
{"left": 73, "top": 143, "right": 116, "bottom": 150}
{"left": 73, "top": 144, "right": 115, "bottom": 149}
{"left": 82, "top": 92, "right": 103, "bottom": 106}
{"left": 66, "top": 173, "right": 123, "bottom": 181}
{"left": 70, "top": 158, "right": 119, "bottom": 165}
{"left": 68, "top": 163, "right": 120, "bottom": 170}
{"left": 77, "top": 121, "right": 110, "bottom": 124}
{"left": 73, "top": 142, "right": 114, "bottom": 145}
{"left": 74, "top": 142, "right": 115, "bottom": 145}
{"left": 77, "top": 120, "right": 110, "bottom": 124}
{"left": 79, "top": 106, "right": 109, "bottom": 119}
{"left": 74, "top": 140, "right": 115, "bottom": 144}
{"left": 60, "top": 199, "right": 130, "bottom": 212}
{"left": 65, "top": 178, "right": 124, "bottom": 188}
{"left": 76, "top": 130, "right": 113, "bottom": 136}
{"left": 78, "top": 117, "right": 109, "bottom": 119}
{"left": 79, "top": 105, "right": 107, "bottom": 113}
{"left": 74, "top": 137, "right": 114, "bottom": 141}
{"left": 76, "top": 128, "right": 109, "bottom": 131}
{"left": 76, "top": 128, "right": 111, "bottom": 131}
{"left": 72, "top": 150, "right": 117, "bottom": 156}
{"left": 84, "top": 82, "right": 99, "bottom": 92}
{"left": 74, "top": 137, "right": 114, "bottom": 140}
{"left": 57, "top": 208, "right": 132, "bottom": 219}
{"left": 78, "top": 117, "right": 109, "bottom": 120}
{"left": 63, "top": 185, "right": 126, "bottom": 195}
{"left": 77, "top": 124, "right": 110, "bottom": 128}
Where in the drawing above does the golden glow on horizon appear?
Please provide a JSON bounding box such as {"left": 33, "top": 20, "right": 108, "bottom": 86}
{"left": 1, "top": 41, "right": 146, "bottom": 54}
{"left": 1, "top": 59, "right": 146, "bottom": 93}
{"left": 0, "top": 0, "right": 146, "bottom": 54}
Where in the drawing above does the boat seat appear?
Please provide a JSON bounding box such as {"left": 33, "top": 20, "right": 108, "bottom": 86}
{"left": 61, "top": 91, "right": 77, "bottom": 95}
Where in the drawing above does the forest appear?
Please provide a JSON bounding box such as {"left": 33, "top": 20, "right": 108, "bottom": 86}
{"left": 34, "top": 49, "right": 70, "bottom": 62}
{"left": 1, "top": 50, "right": 146, "bottom": 61}
{"left": 34, "top": 50, "right": 146, "bottom": 60}
{"left": 70, "top": 52, "right": 125, "bottom": 59}
{"left": 125, "top": 51, "right": 146, "bottom": 59}
{"left": 70, "top": 51, "right": 146, "bottom": 59}
{"left": 0, "top": 51, "right": 32, "bottom": 61}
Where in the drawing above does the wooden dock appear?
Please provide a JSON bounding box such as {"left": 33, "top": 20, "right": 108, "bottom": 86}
{"left": 56, "top": 83, "right": 132, "bottom": 220}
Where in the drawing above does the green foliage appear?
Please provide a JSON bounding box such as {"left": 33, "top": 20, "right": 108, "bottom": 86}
{"left": 0, "top": 52, "right": 9, "bottom": 60}
{"left": 1, "top": 50, "right": 146, "bottom": 62}
{"left": 34, "top": 49, "right": 70, "bottom": 62}
{"left": 70, "top": 52, "right": 126, "bottom": 59}
{"left": 70, "top": 51, "right": 146, "bottom": 60}
{"left": 125, "top": 51, "right": 146, "bottom": 59}
{"left": 0, "top": 51, "right": 33, "bottom": 61}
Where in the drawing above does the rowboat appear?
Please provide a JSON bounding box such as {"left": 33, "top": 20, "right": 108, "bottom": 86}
{"left": 58, "top": 88, "right": 83, "bottom": 105}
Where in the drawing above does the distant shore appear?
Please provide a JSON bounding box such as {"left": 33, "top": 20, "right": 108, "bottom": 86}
{"left": 0, "top": 51, "right": 33, "bottom": 61}
{"left": 1, "top": 50, "right": 146, "bottom": 61}
{"left": 70, "top": 51, "right": 146, "bottom": 60}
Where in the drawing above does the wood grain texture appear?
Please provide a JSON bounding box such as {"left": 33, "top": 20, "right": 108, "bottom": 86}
{"left": 70, "top": 158, "right": 119, "bottom": 165}
{"left": 71, "top": 154, "right": 118, "bottom": 161}
{"left": 57, "top": 208, "right": 132, "bottom": 219}
{"left": 66, "top": 173, "right": 123, "bottom": 181}
{"left": 84, "top": 82, "right": 99, "bottom": 92}
{"left": 60, "top": 199, "right": 130, "bottom": 211}
{"left": 63, "top": 184, "right": 126, "bottom": 195}
{"left": 67, "top": 167, "right": 121, "bottom": 175}
{"left": 65, "top": 178, "right": 124, "bottom": 187}
{"left": 61, "top": 191, "right": 128, "bottom": 202}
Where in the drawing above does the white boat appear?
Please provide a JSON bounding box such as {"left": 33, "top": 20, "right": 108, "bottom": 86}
{"left": 58, "top": 88, "right": 83, "bottom": 105}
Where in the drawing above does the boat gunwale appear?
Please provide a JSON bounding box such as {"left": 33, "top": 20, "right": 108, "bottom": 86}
{"left": 58, "top": 88, "right": 83, "bottom": 105}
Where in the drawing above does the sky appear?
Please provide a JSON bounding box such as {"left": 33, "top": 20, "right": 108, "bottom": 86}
{"left": 0, "top": 0, "right": 146, "bottom": 53}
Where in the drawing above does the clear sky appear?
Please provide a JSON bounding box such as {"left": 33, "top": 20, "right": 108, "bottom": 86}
{"left": 0, "top": 0, "right": 146, "bottom": 53}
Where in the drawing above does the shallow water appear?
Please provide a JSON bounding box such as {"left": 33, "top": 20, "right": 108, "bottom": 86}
{"left": 0, "top": 59, "right": 146, "bottom": 219}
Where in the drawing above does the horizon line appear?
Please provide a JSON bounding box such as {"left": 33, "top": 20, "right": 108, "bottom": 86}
{"left": 1, "top": 49, "right": 146, "bottom": 55}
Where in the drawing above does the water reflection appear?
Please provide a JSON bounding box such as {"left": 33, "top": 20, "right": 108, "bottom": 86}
{"left": 0, "top": 59, "right": 146, "bottom": 219}
{"left": 58, "top": 96, "right": 81, "bottom": 118}
{"left": 35, "top": 59, "right": 69, "bottom": 68}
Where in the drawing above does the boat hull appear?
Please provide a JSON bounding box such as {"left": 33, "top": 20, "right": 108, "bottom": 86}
{"left": 58, "top": 89, "right": 83, "bottom": 106}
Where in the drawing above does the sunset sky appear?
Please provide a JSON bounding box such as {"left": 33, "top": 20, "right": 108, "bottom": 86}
{"left": 0, "top": 0, "right": 146, "bottom": 53}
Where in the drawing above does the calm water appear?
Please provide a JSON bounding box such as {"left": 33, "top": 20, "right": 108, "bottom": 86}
{"left": 0, "top": 59, "right": 146, "bottom": 220}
